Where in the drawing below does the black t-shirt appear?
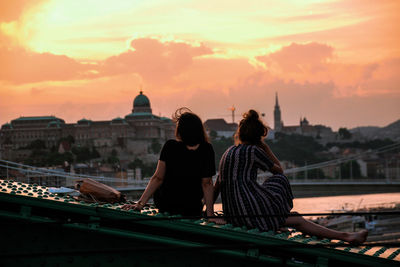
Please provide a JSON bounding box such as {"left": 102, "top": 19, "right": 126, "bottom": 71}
{"left": 154, "top": 139, "right": 216, "bottom": 216}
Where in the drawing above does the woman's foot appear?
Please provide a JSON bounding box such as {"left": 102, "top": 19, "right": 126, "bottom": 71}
{"left": 346, "top": 230, "right": 368, "bottom": 244}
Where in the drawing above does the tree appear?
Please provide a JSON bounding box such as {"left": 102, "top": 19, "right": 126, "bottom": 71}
{"left": 266, "top": 133, "right": 326, "bottom": 165}
{"left": 209, "top": 130, "right": 218, "bottom": 140}
{"left": 326, "top": 138, "right": 395, "bottom": 149}
{"left": 128, "top": 158, "right": 156, "bottom": 178}
{"left": 24, "top": 139, "right": 47, "bottom": 165}
{"left": 91, "top": 147, "right": 101, "bottom": 159}
{"left": 295, "top": 168, "right": 325, "bottom": 179}
{"left": 72, "top": 146, "right": 93, "bottom": 163}
{"left": 150, "top": 139, "right": 162, "bottom": 154}
{"left": 26, "top": 149, "right": 47, "bottom": 166}
{"left": 59, "top": 135, "right": 75, "bottom": 144}
{"left": 107, "top": 149, "right": 119, "bottom": 164}
{"left": 28, "top": 139, "right": 46, "bottom": 150}
{"left": 128, "top": 158, "right": 144, "bottom": 169}
{"left": 340, "top": 160, "right": 362, "bottom": 178}
{"left": 210, "top": 136, "right": 234, "bottom": 167}
{"left": 338, "top": 128, "right": 352, "bottom": 140}
{"left": 45, "top": 151, "right": 73, "bottom": 166}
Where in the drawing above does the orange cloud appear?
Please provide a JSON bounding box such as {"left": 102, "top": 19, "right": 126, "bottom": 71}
{"left": 100, "top": 38, "right": 213, "bottom": 83}
{"left": 0, "top": 0, "right": 94, "bottom": 84}
{"left": 255, "top": 42, "right": 400, "bottom": 98}
{"left": 257, "top": 42, "right": 334, "bottom": 73}
{"left": 0, "top": 46, "right": 95, "bottom": 83}
{"left": 0, "top": 35, "right": 398, "bottom": 131}
{"left": 0, "top": 0, "right": 47, "bottom": 22}
{"left": 263, "top": 0, "right": 400, "bottom": 64}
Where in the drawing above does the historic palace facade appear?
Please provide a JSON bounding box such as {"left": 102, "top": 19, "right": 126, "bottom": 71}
{"left": 0, "top": 91, "right": 175, "bottom": 162}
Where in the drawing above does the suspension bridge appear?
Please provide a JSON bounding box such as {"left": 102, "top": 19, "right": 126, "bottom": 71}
{"left": 1, "top": 142, "right": 399, "bottom": 198}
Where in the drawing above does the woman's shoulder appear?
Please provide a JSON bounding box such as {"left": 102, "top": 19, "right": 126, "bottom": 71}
{"left": 223, "top": 144, "right": 239, "bottom": 154}
{"left": 163, "top": 139, "right": 182, "bottom": 150}
{"left": 234, "top": 143, "right": 256, "bottom": 149}
{"left": 220, "top": 145, "right": 243, "bottom": 162}
{"left": 165, "top": 139, "right": 178, "bottom": 145}
{"left": 198, "top": 141, "right": 214, "bottom": 154}
{"left": 249, "top": 144, "right": 267, "bottom": 154}
{"left": 237, "top": 144, "right": 266, "bottom": 154}
{"left": 202, "top": 141, "right": 214, "bottom": 149}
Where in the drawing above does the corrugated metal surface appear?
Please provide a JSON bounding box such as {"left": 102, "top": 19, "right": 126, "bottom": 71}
{"left": 0, "top": 179, "right": 398, "bottom": 266}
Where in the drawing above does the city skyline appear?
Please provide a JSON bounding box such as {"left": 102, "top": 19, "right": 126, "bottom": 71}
{"left": 1, "top": 0, "right": 399, "bottom": 130}
{"left": 2, "top": 90, "right": 398, "bottom": 132}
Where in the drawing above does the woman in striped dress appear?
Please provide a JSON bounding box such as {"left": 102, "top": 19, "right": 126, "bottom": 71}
{"left": 215, "top": 110, "right": 367, "bottom": 244}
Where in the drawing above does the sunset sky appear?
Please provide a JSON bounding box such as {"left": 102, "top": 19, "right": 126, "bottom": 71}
{"left": 1, "top": 0, "right": 399, "bottom": 130}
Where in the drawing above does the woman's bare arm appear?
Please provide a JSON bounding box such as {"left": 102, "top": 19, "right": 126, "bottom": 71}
{"left": 203, "top": 177, "right": 226, "bottom": 224}
{"left": 260, "top": 142, "right": 283, "bottom": 174}
{"left": 202, "top": 177, "right": 215, "bottom": 217}
{"left": 122, "top": 160, "right": 166, "bottom": 210}
{"left": 213, "top": 177, "right": 221, "bottom": 204}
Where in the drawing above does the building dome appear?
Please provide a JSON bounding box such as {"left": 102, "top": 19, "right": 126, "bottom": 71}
{"left": 1, "top": 122, "right": 12, "bottom": 130}
{"left": 77, "top": 118, "right": 92, "bottom": 126}
{"left": 111, "top": 117, "right": 126, "bottom": 125}
{"left": 133, "top": 91, "right": 150, "bottom": 108}
{"left": 47, "top": 121, "right": 61, "bottom": 128}
{"left": 132, "top": 90, "right": 152, "bottom": 114}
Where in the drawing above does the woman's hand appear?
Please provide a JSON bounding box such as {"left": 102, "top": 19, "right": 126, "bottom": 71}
{"left": 260, "top": 141, "right": 283, "bottom": 174}
{"left": 121, "top": 202, "right": 144, "bottom": 211}
{"left": 121, "top": 160, "right": 166, "bottom": 212}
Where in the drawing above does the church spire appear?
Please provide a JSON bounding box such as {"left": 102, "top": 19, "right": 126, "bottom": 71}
{"left": 275, "top": 92, "right": 279, "bottom": 107}
{"left": 274, "top": 92, "right": 282, "bottom": 131}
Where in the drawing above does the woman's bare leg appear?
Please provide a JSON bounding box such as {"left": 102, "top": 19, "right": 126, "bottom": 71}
{"left": 285, "top": 212, "right": 368, "bottom": 244}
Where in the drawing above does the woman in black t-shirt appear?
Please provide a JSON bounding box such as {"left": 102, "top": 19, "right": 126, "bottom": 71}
{"left": 122, "top": 108, "right": 218, "bottom": 218}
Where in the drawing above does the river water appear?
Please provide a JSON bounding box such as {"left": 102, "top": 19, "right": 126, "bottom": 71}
{"left": 214, "top": 192, "right": 400, "bottom": 217}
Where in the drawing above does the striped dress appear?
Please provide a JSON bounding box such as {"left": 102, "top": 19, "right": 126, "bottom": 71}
{"left": 218, "top": 144, "right": 294, "bottom": 231}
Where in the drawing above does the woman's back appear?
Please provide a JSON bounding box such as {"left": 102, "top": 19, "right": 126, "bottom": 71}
{"left": 218, "top": 144, "right": 293, "bottom": 231}
{"left": 155, "top": 139, "right": 215, "bottom": 216}
{"left": 216, "top": 109, "right": 368, "bottom": 244}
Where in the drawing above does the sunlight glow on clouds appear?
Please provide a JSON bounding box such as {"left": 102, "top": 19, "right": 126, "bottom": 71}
{"left": 0, "top": 0, "right": 399, "bottom": 129}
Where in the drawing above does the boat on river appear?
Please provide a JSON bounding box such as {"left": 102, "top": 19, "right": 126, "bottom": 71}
{"left": 315, "top": 202, "right": 400, "bottom": 242}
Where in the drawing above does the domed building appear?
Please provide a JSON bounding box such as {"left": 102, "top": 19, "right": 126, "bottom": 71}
{"left": 125, "top": 91, "right": 174, "bottom": 139}
{"left": 0, "top": 91, "right": 175, "bottom": 162}
{"left": 132, "top": 91, "right": 152, "bottom": 114}
{"left": 126, "top": 91, "right": 157, "bottom": 120}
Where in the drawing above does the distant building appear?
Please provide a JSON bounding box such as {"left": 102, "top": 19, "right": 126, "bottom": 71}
{"left": 0, "top": 91, "right": 175, "bottom": 162}
{"left": 274, "top": 92, "right": 283, "bottom": 132}
{"left": 273, "top": 93, "right": 335, "bottom": 142}
{"left": 204, "top": 119, "right": 238, "bottom": 139}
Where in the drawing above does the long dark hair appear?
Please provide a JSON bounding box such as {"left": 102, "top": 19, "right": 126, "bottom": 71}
{"left": 236, "top": 109, "right": 269, "bottom": 145}
{"left": 173, "top": 107, "right": 208, "bottom": 146}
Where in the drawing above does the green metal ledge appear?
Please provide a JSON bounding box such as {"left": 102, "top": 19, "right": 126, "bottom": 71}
{"left": 0, "top": 179, "right": 399, "bottom": 267}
